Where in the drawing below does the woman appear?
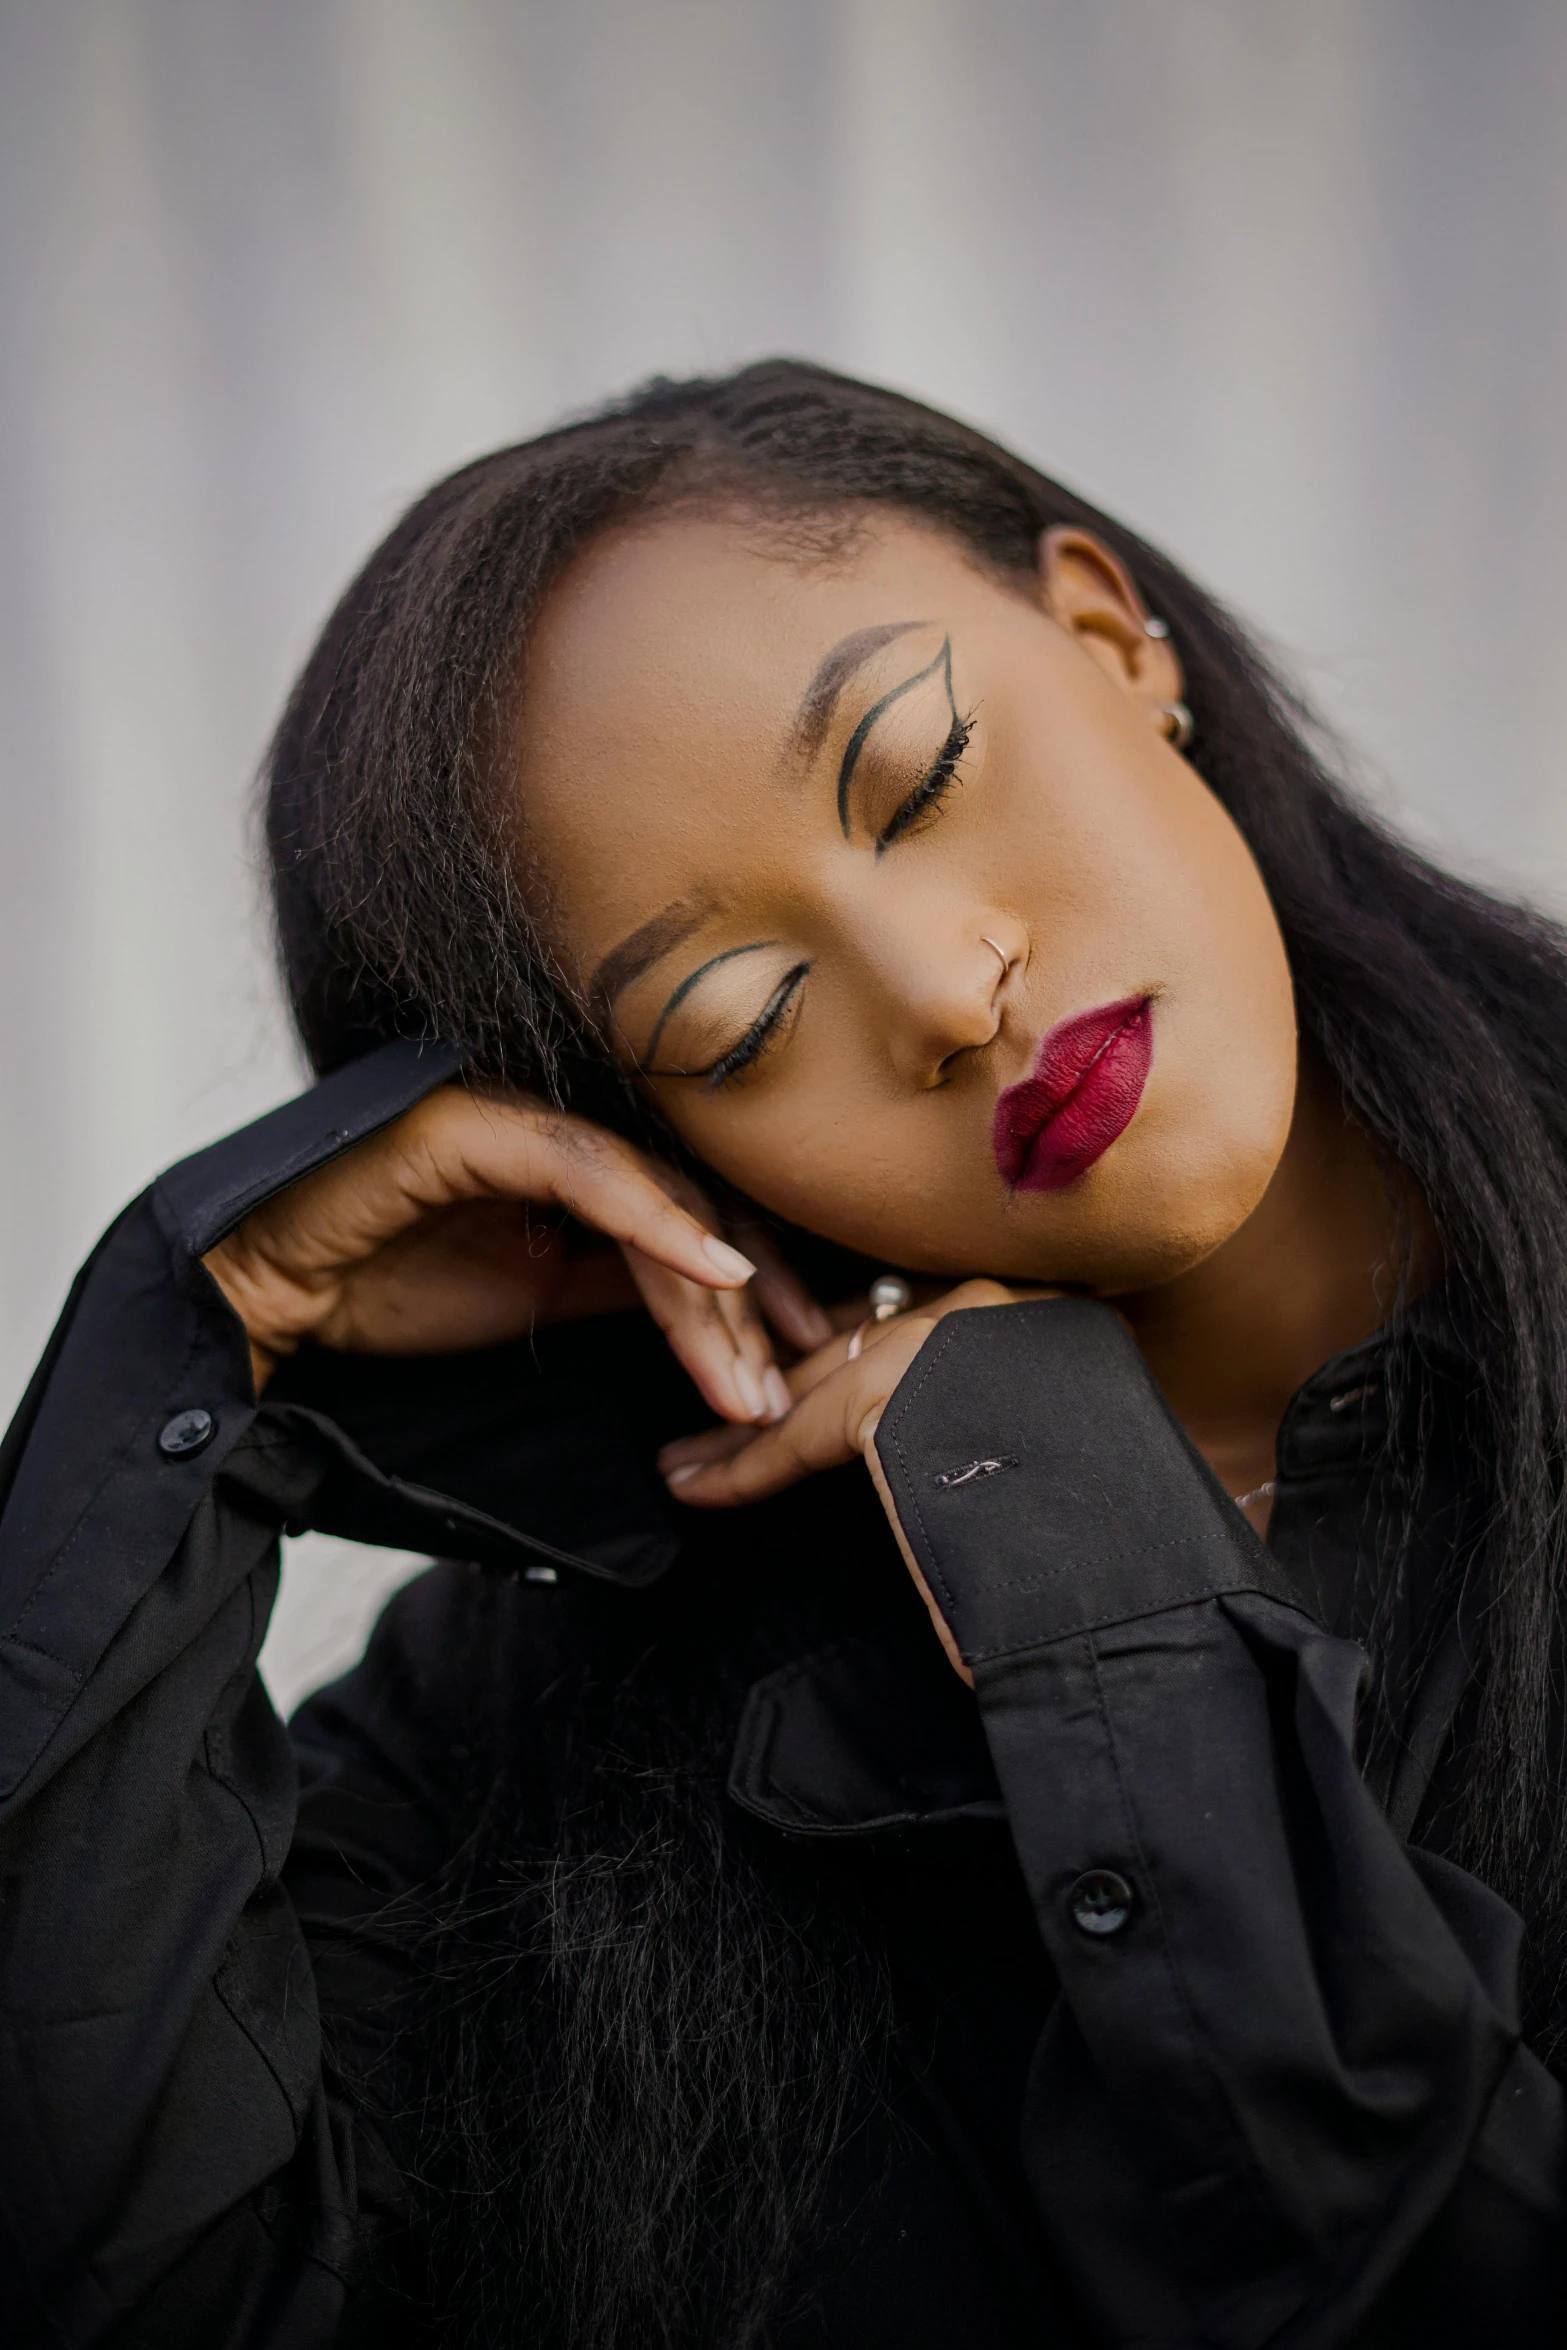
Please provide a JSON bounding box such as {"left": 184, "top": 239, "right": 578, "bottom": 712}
{"left": 1, "top": 361, "right": 1562, "bottom": 2347}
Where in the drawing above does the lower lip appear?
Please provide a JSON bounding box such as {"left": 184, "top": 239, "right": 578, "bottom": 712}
{"left": 992, "top": 996, "right": 1154, "bottom": 1193}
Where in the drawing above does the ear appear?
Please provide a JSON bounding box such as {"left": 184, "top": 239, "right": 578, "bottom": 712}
{"left": 1037, "top": 526, "right": 1184, "bottom": 715}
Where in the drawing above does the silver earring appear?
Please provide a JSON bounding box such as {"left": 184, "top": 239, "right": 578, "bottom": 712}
{"left": 980, "top": 935, "right": 1009, "bottom": 977}
{"left": 1144, "top": 615, "right": 1171, "bottom": 640}
{"left": 1159, "top": 700, "right": 1194, "bottom": 751}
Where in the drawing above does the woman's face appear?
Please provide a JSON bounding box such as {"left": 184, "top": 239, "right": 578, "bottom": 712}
{"left": 514, "top": 508, "right": 1297, "bottom": 1293}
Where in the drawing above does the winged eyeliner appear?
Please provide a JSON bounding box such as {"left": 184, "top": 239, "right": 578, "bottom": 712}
{"left": 836, "top": 636, "right": 954, "bottom": 834}
{"left": 648, "top": 637, "right": 962, "bottom": 1076}
{"left": 645, "top": 941, "right": 780, "bottom": 1068}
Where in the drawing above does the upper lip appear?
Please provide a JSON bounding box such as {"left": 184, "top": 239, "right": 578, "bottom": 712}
{"left": 991, "top": 993, "right": 1151, "bottom": 1187}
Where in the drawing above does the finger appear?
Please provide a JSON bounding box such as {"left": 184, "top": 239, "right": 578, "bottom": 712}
{"left": 411, "top": 1102, "right": 781, "bottom": 1421}
{"left": 780, "top": 1310, "right": 906, "bottom": 1405}
{"left": 208, "top": 1091, "right": 762, "bottom": 1366}
{"left": 657, "top": 1277, "right": 1034, "bottom": 1501}
{"left": 404, "top": 1094, "right": 760, "bottom": 1292}
{"left": 227, "top": 1088, "right": 761, "bottom": 1303}
{"left": 642, "top": 1193, "right": 819, "bottom": 1399}
{"left": 623, "top": 1247, "right": 786, "bottom": 1425}
{"left": 732, "top": 1225, "right": 833, "bottom": 1353}
{"left": 657, "top": 1411, "right": 766, "bottom": 1473}
{"left": 657, "top": 1421, "right": 757, "bottom": 1477}
{"left": 708, "top": 1258, "right": 793, "bottom": 1417}
{"left": 777, "top": 1276, "right": 1006, "bottom": 1408}
{"left": 628, "top": 1178, "right": 796, "bottom": 1410}
{"left": 660, "top": 1319, "right": 937, "bottom": 1507}
{"left": 660, "top": 1381, "right": 861, "bottom": 1506}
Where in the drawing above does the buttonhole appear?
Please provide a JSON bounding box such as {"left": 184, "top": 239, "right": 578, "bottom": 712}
{"left": 1328, "top": 1383, "right": 1377, "bottom": 1414}
{"left": 933, "top": 1455, "right": 1019, "bottom": 1491}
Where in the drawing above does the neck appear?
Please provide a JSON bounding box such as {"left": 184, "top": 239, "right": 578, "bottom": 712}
{"left": 1117, "top": 1053, "right": 1440, "bottom": 1497}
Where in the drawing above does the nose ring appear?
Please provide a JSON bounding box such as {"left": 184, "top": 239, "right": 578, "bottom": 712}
{"left": 981, "top": 935, "right": 1009, "bottom": 978}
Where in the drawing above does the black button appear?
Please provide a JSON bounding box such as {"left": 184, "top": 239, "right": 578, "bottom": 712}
{"left": 1069, "top": 1869, "right": 1135, "bottom": 1937}
{"left": 158, "top": 1408, "right": 215, "bottom": 1459}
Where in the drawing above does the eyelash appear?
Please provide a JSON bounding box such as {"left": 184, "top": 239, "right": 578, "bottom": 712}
{"left": 698, "top": 711, "right": 975, "bottom": 1090}
{"left": 701, "top": 962, "right": 810, "bottom": 1092}
{"left": 876, "top": 710, "right": 974, "bottom": 852}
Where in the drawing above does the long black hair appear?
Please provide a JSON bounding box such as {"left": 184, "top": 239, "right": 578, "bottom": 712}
{"left": 268, "top": 361, "right": 1567, "bottom": 2321}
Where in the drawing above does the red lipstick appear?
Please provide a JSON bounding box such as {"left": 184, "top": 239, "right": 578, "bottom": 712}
{"left": 992, "top": 994, "right": 1153, "bottom": 1193}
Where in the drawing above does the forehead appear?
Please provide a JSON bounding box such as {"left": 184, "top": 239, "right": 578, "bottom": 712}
{"left": 513, "top": 508, "right": 1004, "bottom": 972}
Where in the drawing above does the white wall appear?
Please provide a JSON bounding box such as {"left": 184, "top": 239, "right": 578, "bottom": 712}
{"left": 3, "top": 2, "right": 1564, "bottom": 1695}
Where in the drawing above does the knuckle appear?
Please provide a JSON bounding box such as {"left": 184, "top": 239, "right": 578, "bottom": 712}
{"left": 405, "top": 1089, "right": 512, "bottom": 1191}
{"left": 382, "top": 1093, "right": 447, "bottom": 1172}
{"left": 554, "top": 1116, "right": 615, "bottom": 1173}
{"left": 404, "top": 1085, "right": 459, "bottom": 1137}
{"left": 950, "top": 1278, "right": 1012, "bottom": 1312}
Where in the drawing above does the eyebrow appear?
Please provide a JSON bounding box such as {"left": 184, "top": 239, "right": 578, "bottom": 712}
{"left": 588, "top": 899, "right": 709, "bottom": 1030}
{"left": 791, "top": 620, "right": 924, "bottom": 763}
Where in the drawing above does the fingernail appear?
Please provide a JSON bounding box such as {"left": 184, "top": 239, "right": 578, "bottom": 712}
{"left": 732, "top": 1356, "right": 768, "bottom": 1420}
{"left": 702, "top": 1234, "right": 756, "bottom": 1283}
{"left": 763, "top": 1366, "right": 792, "bottom": 1422}
{"left": 665, "top": 1461, "right": 704, "bottom": 1487}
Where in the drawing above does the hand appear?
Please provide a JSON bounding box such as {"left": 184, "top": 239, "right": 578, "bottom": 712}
{"left": 203, "top": 1086, "right": 830, "bottom": 1422}
{"left": 657, "top": 1278, "right": 1055, "bottom": 1680}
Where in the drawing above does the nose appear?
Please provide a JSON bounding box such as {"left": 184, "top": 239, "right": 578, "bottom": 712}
{"left": 876, "top": 918, "right": 1022, "bottom": 1088}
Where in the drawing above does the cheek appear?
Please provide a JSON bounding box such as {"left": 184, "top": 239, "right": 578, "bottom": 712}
{"left": 669, "top": 1081, "right": 984, "bottom": 1266}
{"left": 1127, "top": 1038, "right": 1295, "bottom": 1270}
{"left": 673, "top": 1090, "right": 888, "bottom": 1236}
{"left": 1102, "top": 819, "right": 1299, "bottom": 1274}
{"left": 657, "top": 773, "right": 1301, "bottom": 1287}
{"left": 1177, "top": 809, "right": 1298, "bottom": 1157}
{"left": 974, "top": 756, "right": 1300, "bottom": 1288}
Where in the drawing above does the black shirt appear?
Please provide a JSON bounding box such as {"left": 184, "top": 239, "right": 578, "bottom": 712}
{"left": 0, "top": 1039, "right": 1561, "bottom": 2345}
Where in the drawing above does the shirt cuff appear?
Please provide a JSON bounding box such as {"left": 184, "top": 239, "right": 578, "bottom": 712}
{"left": 872, "top": 1297, "right": 1305, "bottom": 1666}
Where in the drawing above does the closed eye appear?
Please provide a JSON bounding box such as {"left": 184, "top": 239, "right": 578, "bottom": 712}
{"left": 877, "top": 710, "right": 974, "bottom": 852}
{"left": 699, "top": 962, "right": 810, "bottom": 1092}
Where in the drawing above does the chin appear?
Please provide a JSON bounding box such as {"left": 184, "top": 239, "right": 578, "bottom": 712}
{"left": 1042, "top": 1122, "right": 1289, "bottom": 1296}
{"left": 1087, "top": 1217, "right": 1244, "bottom": 1296}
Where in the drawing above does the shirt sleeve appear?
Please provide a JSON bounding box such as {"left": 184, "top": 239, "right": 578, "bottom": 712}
{"left": 873, "top": 1298, "right": 1566, "bottom": 2348}
{"left": 0, "top": 1040, "right": 667, "bottom": 2348}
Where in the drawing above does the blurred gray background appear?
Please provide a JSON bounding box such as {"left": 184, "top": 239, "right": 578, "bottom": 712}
{"left": 3, "top": 2, "right": 1565, "bottom": 1700}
